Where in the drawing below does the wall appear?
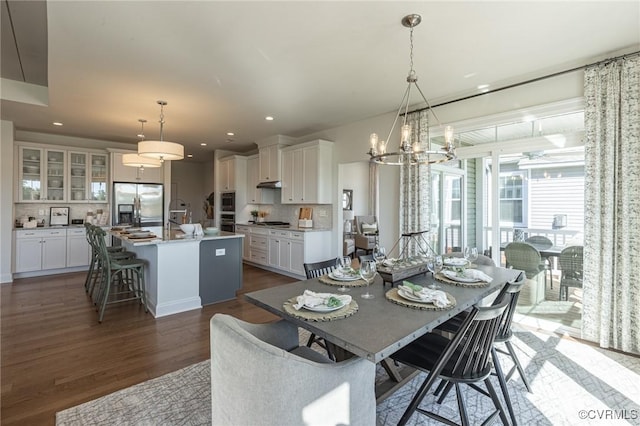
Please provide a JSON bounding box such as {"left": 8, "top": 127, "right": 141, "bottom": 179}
{"left": 1, "top": 121, "right": 15, "bottom": 282}
{"left": 171, "top": 160, "right": 214, "bottom": 224}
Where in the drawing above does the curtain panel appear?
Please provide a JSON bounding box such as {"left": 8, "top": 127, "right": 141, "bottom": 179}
{"left": 582, "top": 55, "right": 640, "bottom": 354}
{"left": 399, "top": 110, "right": 432, "bottom": 256}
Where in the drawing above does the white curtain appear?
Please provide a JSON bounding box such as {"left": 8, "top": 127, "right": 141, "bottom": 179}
{"left": 582, "top": 54, "right": 640, "bottom": 354}
{"left": 399, "top": 110, "right": 432, "bottom": 256}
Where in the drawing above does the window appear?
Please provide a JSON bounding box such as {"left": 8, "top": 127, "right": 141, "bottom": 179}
{"left": 499, "top": 172, "right": 526, "bottom": 226}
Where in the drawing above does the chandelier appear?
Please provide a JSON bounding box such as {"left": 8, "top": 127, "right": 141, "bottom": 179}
{"left": 138, "top": 100, "right": 184, "bottom": 161}
{"left": 123, "top": 119, "right": 162, "bottom": 168}
{"left": 368, "top": 14, "right": 456, "bottom": 166}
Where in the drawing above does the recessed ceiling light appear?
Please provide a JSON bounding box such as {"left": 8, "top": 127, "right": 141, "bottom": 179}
{"left": 53, "top": 122, "right": 63, "bottom": 126}
{"left": 226, "top": 132, "right": 235, "bottom": 136}
{"left": 463, "top": 73, "right": 477, "bottom": 79}
{"left": 477, "top": 84, "right": 489, "bottom": 90}
{"left": 265, "top": 116, "right": 274, "bottom": 121}
{"left": 187, "top": 154, "right": 193, "bottom": 158}
{"left": 200, "top": 143, "right": 207, "bottom": 146}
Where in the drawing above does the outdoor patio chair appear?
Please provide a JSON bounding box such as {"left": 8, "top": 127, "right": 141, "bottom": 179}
{"left": 210, "top": 314, "right": 376, "bottom": 426}
{"left": 558, "top": 246, "right": 583, "bottom": 301}
{"left": 525, "top": 235, "right": 554, "bottom": 288}
{"left": 390, "top": 301, "right": 510, "bottom": 426}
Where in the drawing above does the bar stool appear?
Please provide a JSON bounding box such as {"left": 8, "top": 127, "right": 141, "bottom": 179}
{"left": 93, "top": 227, "right": 147, "bottom": 322}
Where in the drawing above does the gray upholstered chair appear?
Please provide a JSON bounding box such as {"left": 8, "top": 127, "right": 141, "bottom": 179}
{"left": 210, "top": 314, "right": 377, "bottom": 426}
{"left": 354, "top": 215, "right": 379, "bottom": 254}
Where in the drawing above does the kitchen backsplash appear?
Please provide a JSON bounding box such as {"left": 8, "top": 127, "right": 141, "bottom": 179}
{"left": 243, "top": 203, "right": 333, "bottom": 229}
{"left": 15, "top": 203, "right": 109, "bottom": 227}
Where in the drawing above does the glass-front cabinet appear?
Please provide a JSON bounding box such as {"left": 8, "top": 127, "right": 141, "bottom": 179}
{"left": 20, "top": 147, "right": 42, "bottom": 201}
{"left": 89, "top": 153, "right": 108, "bottom": 201}
{"left": 45, "top": 150, "right": 66, "bottom": 202}
{"left": 69, "top": 152, "right": 88, "bottom": 201}
{"left": 68, "top": 151, "right": 109, "bottom": 202}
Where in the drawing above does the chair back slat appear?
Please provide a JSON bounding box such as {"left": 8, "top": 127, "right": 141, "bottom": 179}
{"left": 304, "top": 258, "right": 339, "bottom": 279}
{"left": 495, "top": 272, "right": 526, "bottom": 340}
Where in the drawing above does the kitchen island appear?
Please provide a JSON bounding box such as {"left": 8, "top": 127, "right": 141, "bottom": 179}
{"left": 112, "top": 228, "right": 244, "bottom": 318}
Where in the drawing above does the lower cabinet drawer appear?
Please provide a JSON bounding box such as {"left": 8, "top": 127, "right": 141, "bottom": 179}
{"left": 250, "top": 235, "right": 268, "bottom": 249}
{"left": 250, "top": 249, "right": 268, "bottom": 265}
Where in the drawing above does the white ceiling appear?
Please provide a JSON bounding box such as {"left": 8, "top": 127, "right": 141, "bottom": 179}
{"left": 1, "top": 1, "right": 639, "bottom": 161}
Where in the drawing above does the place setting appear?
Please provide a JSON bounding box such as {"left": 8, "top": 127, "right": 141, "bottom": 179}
{"left": 385, "top": 280, "right": 456, "bottom": 311}
{"left": 318, "top": 256, "right": 369, "bottom": 289}
{"left": 436, "top": 249, "right": 493, "bottom": 287}
{"left": 282, "top": 289, "right": 358, "bottom": 322}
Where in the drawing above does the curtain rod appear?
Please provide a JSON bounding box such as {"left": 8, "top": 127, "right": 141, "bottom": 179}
{"left": 410, "top": 50, "right": 640, "bottom": 112}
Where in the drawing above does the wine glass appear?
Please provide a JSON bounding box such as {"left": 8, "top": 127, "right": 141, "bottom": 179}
{"left": 335, "top": 256, "right": 352, "bottom": 292}
{"left": 427, "top": 255, "right": 444, "bottom": 289}
{"left": 464, "top": 247, "right": 479, "bottom": 265}
{"left": 373, "top": 245, "right": 386, "bottom": 264}
{"left": 359, "top": 260, "right": 377, "bottom": 299}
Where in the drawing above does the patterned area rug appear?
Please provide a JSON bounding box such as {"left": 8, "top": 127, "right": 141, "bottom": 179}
{"left": 57, "top": 329, "right": 640, "bottom": 425}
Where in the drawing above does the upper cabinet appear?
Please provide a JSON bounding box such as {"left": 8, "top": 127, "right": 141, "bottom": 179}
{"left": 280, "top": 140, "right": 333, "bottom": 204}
{"left": 219, "top": 156, "right": 235, "bottom": 191}
{"left": 258, "top": 144, "right": 281, "bottom": 182}
{"left": 111, "top": 152, "right": 164, "bottom": 183}
{"left": 17, "top": 144, "right": 109, "bottom": 203}
{"left": 246, "top": 155, "right": 274, "bottom": 204}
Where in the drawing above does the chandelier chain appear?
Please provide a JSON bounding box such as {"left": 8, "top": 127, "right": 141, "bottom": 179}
{"left": 409, "top": 26, "right": 414, "bottom": 77}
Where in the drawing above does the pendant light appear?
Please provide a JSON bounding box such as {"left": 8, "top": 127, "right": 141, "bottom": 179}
{"left": 138, "top": 100, "right": 184, "bottom": 161}
{"left": 123, "top": 119, "right": 163, "bottom": 168}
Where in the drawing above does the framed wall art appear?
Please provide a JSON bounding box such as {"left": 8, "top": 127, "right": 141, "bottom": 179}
{"left": 50, "top": 207, "right": 70, "bottom": 226}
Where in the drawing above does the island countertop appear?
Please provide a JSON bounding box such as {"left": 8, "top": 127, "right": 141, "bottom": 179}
{"left": 110, "top": 227, "right": 244, "bottom": 246}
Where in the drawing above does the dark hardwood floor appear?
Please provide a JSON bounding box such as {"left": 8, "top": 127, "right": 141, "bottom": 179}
{"left": 1, "top": 264, "right": 297, "bottom": 425}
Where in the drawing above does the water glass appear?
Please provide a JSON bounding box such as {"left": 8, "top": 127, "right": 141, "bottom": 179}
{"left": 427, "top": 255, "right": 443, "bottom": 289}
{"left": 464, "top": 247, "right": 479, "bottom": 264}
{"left": 373, "top": 245, "right": 386, "bottom": 263}
{"left": 336, "top": 257, "right": 352, "bottom": 292}
{"left": 359, "top": 260, "right": 377, "bottom": 299}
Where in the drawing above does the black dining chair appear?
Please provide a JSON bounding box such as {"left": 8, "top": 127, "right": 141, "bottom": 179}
{"left": 303, "top": 258, "right": 340, "bottom": 360}
{"left": 390, "top": 300, "right": 510, "bottom": 426}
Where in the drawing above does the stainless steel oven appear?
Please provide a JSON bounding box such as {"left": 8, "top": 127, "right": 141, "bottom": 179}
{"left": 220, "top": 213, "right": 235, "bottom": 233}
{"left": 221, "top": 192, "right": 235, "bottom": 212}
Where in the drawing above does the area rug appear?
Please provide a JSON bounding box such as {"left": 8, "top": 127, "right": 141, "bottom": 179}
{"left": 57, "top": 329, "right": 640, "bottom": 425}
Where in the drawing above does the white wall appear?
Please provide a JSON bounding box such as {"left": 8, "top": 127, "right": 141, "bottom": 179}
{"left": 1, "top": 121, "right": 15, "bottom": 282}
{"left": 171, "top": 160, "right": 213, "bottom": 224}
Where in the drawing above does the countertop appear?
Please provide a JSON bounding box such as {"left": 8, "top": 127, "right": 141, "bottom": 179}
{"left": 235, "top": 223, "right": 331, "bottom": 232}
{"left": 111, "top": 227, "right": 243, "bottom": 246}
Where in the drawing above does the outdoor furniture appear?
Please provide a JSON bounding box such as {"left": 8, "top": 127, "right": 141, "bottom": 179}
{"left": 389, "top": 301, "right": 510, "bottom": 426}
{"left": 505, "top": 242, "right": 547, "bottom": 304}
{"left": 525, "top": 235, "right": 554, "bottom": 288}
{"left": 354, "top": 215, "right": 379, "bottom": 254}
{"left": 210, "top": 314, "right": 376, "bottom": 426}
{"left": 558, "top": 246, "right": 584, "bottom": 301}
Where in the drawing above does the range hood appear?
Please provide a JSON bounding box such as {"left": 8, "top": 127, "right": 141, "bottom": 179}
{"left": 257, "top": 181, "right": 282, "bottom": 189}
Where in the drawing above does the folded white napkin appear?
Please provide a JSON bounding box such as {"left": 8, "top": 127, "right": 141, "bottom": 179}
{"left": 444, "top": 257, "right": 469, "bottom": 267}
{"left": 444, "top": 269, "right": 493, "bottom": 283}
{"left": 332, "top": 268, "right": 358, "bottom": 278}
{"left": 399, "top": 282, "right": 449, "bottom": 307}
{"left": 293, "top": 290, "right": 352, "bottom": 310}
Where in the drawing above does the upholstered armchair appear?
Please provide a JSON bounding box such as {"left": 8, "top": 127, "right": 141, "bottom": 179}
{"left": 210, "top": 314, "right": 377, "bottom": 426}
{"left": 354, "top": 215, "right": 379, "bottom": 254}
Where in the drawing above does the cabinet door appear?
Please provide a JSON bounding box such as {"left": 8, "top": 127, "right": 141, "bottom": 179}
{"left": 19, "top": 146, "right": 43, "bottom": 202}
{"left": 279, "top": 239, "right": 291, "bottom": 270}
{"left": 246, "top": 157, "right": 259, "bottom": 203}
{"left": 289, "top": 239, "right": 305, "bottom": 276}
{"left": 112, "top": 152, "right": 140, "bottom": 182}
{"left": 42, "top": 236, "right": 67, "bottom": 269}
{"left": 281, "top": 150, "right": 295, "bottom": 203}
{"left": 259, "top": 145, "right": 280, "bottom": 181}
{"left": 292, "top": 149, "right": 305, "bottom": 202}
{"left": 45, "top": 149, "right": 66, "bottom": 202}
{"left": 89, "top": 153, "right": 109, "bottom": 201}
{"left": 302, "top": 146, "right": 319, "bottom": 203}
{"left": 67, "top": 234, "right": 90, "bottom": 267}
{"left": 219, "top": 159, "right": 235, "bottom": 191}
{"left": 69, "top": 152, "right": 88, "bottom": 202}
{"left": 15, "top": 238, "right": 43, "bottom": 272}
{"left": 268, "top": 237, "right": 280, "bottom": 267}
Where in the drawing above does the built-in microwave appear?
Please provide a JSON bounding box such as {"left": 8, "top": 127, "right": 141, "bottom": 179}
{"left": 221, "top": 192, "right": 235, "bottom": 212}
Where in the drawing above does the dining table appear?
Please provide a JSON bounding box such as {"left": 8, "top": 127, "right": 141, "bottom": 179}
{"left": 244, "top": 263, "right": 522, "bottom": 401}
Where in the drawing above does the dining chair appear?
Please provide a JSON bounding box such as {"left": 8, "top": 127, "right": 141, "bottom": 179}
{"left": 358, "top": 253, "right": 373, "bottom": 266}
{"left": 303, "top": 258, "right": 340, "bottom": 360}
{"left": 525, "top": 235, "right": 554, "bottom": 288}
{"left": 558, "top": 246, "right": 583, "bottom": 301}
{"left": 210, "top": 314, "right": 376, "bottom": 426}
{"left": 390, "top": 300, "right": 510, "bottom": 426}
{"left": 505, "top": 241, "right": 548, "bottom": 295}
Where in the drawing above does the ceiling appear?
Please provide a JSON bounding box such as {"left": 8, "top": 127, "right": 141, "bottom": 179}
{"left": 2, "top": 1, "right": 639, "bottom": 162}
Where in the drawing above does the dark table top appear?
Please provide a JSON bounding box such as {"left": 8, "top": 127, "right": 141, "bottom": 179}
{"left": 245, "top": 265, "right": 521, "bottom": 363}
{"left": 500, "top": 242, "right": 565, "bottom": 257}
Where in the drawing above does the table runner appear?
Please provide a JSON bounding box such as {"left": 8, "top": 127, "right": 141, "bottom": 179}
{"left": 282, "top": 297, "right": 359, "bottom": 322}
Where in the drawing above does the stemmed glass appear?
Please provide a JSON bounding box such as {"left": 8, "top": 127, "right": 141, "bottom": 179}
{"left": 427, "top": 255, "right": 444, "bottom": 290}
{"left": 359, "top": 260, "right": 377, "bottom": 299}
{"left": 335, "top": 256, "right": 352, "bottom": 292}
{"left": 464, "top": 247, "right": 478, "bottom": 265}
{"left": 373, "top": 245, "right": 386, "bottom": 264}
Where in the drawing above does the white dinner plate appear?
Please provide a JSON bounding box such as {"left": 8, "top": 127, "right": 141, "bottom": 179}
{"left": 443, "top": 257, "right": 469, "bottom": 267}
{"left": 303, "top": 302, "right": 345, "bottom": 312}
{"left": 328, "top": 271, "right": 361, "bottom": 281}
{"left": 441, "top": 270, "right": 481, "bottom": 283}
{"left": 397, "top": 288, "right": 432, "bottom": 303}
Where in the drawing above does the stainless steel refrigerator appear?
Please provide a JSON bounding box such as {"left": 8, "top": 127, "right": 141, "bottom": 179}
{"left": 113, "top": 182, "right": 164, "bottom": 226}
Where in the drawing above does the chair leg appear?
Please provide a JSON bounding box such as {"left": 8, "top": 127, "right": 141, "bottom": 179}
{"left": 397, "top": 372, "right": 438, "bottom": 426}
{"left": 454, "top": 383, "right": 470, "bottom": 426}
{"left": 484, "top": 378, "right": 510, "bottom": 426}
{"left": 493, "top": 347, "right": 518, "bottom": 426}
{"left": 436, "top": 380, "right": 454, "bottom": 404}
{"left": 505, "top": 340, "right": 532, "bottom": 393}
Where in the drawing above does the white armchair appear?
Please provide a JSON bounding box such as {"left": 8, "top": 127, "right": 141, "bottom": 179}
{"left": 354, "top": 215, "right": 379, "bottom": 254}
{"left": 210, "top": 314, "right": 377, "bottom": 426}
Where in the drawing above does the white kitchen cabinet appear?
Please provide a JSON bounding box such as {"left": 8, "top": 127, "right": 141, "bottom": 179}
{"left": 14, "top": 229, "right": 67, "bottom": 273}
{"left": 280, "top": 140, "right": 333, "bottom": 204}
{"left": 258, "top": 144, "right": 281, "bottom": 182}
{"left": 66, "top": 228, "right": 90, "bottom": 267}
{"left": 268, "top": 229, "right": 293, "bottom": 271}
{"left": 235, "top": 225, "right": 251, "bottom": 260}
{"left": 219, "top": 157, "right": 235, "bottom": 191}
{"left": 246, "top": 155, "right": 274, "bottom": 204}
{"left": 248, "top": 226, "right": 269, "bottom": 265}
{"left": 111, "top": 152, "right": 163, "bottom": 183}
{"left": 17, "top": 146, "right": 66, "bottom": 202}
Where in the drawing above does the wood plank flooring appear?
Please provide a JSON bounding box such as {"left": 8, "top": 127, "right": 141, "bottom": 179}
{"left": 1, "top": 264, "right": 297, "bottom": 426}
